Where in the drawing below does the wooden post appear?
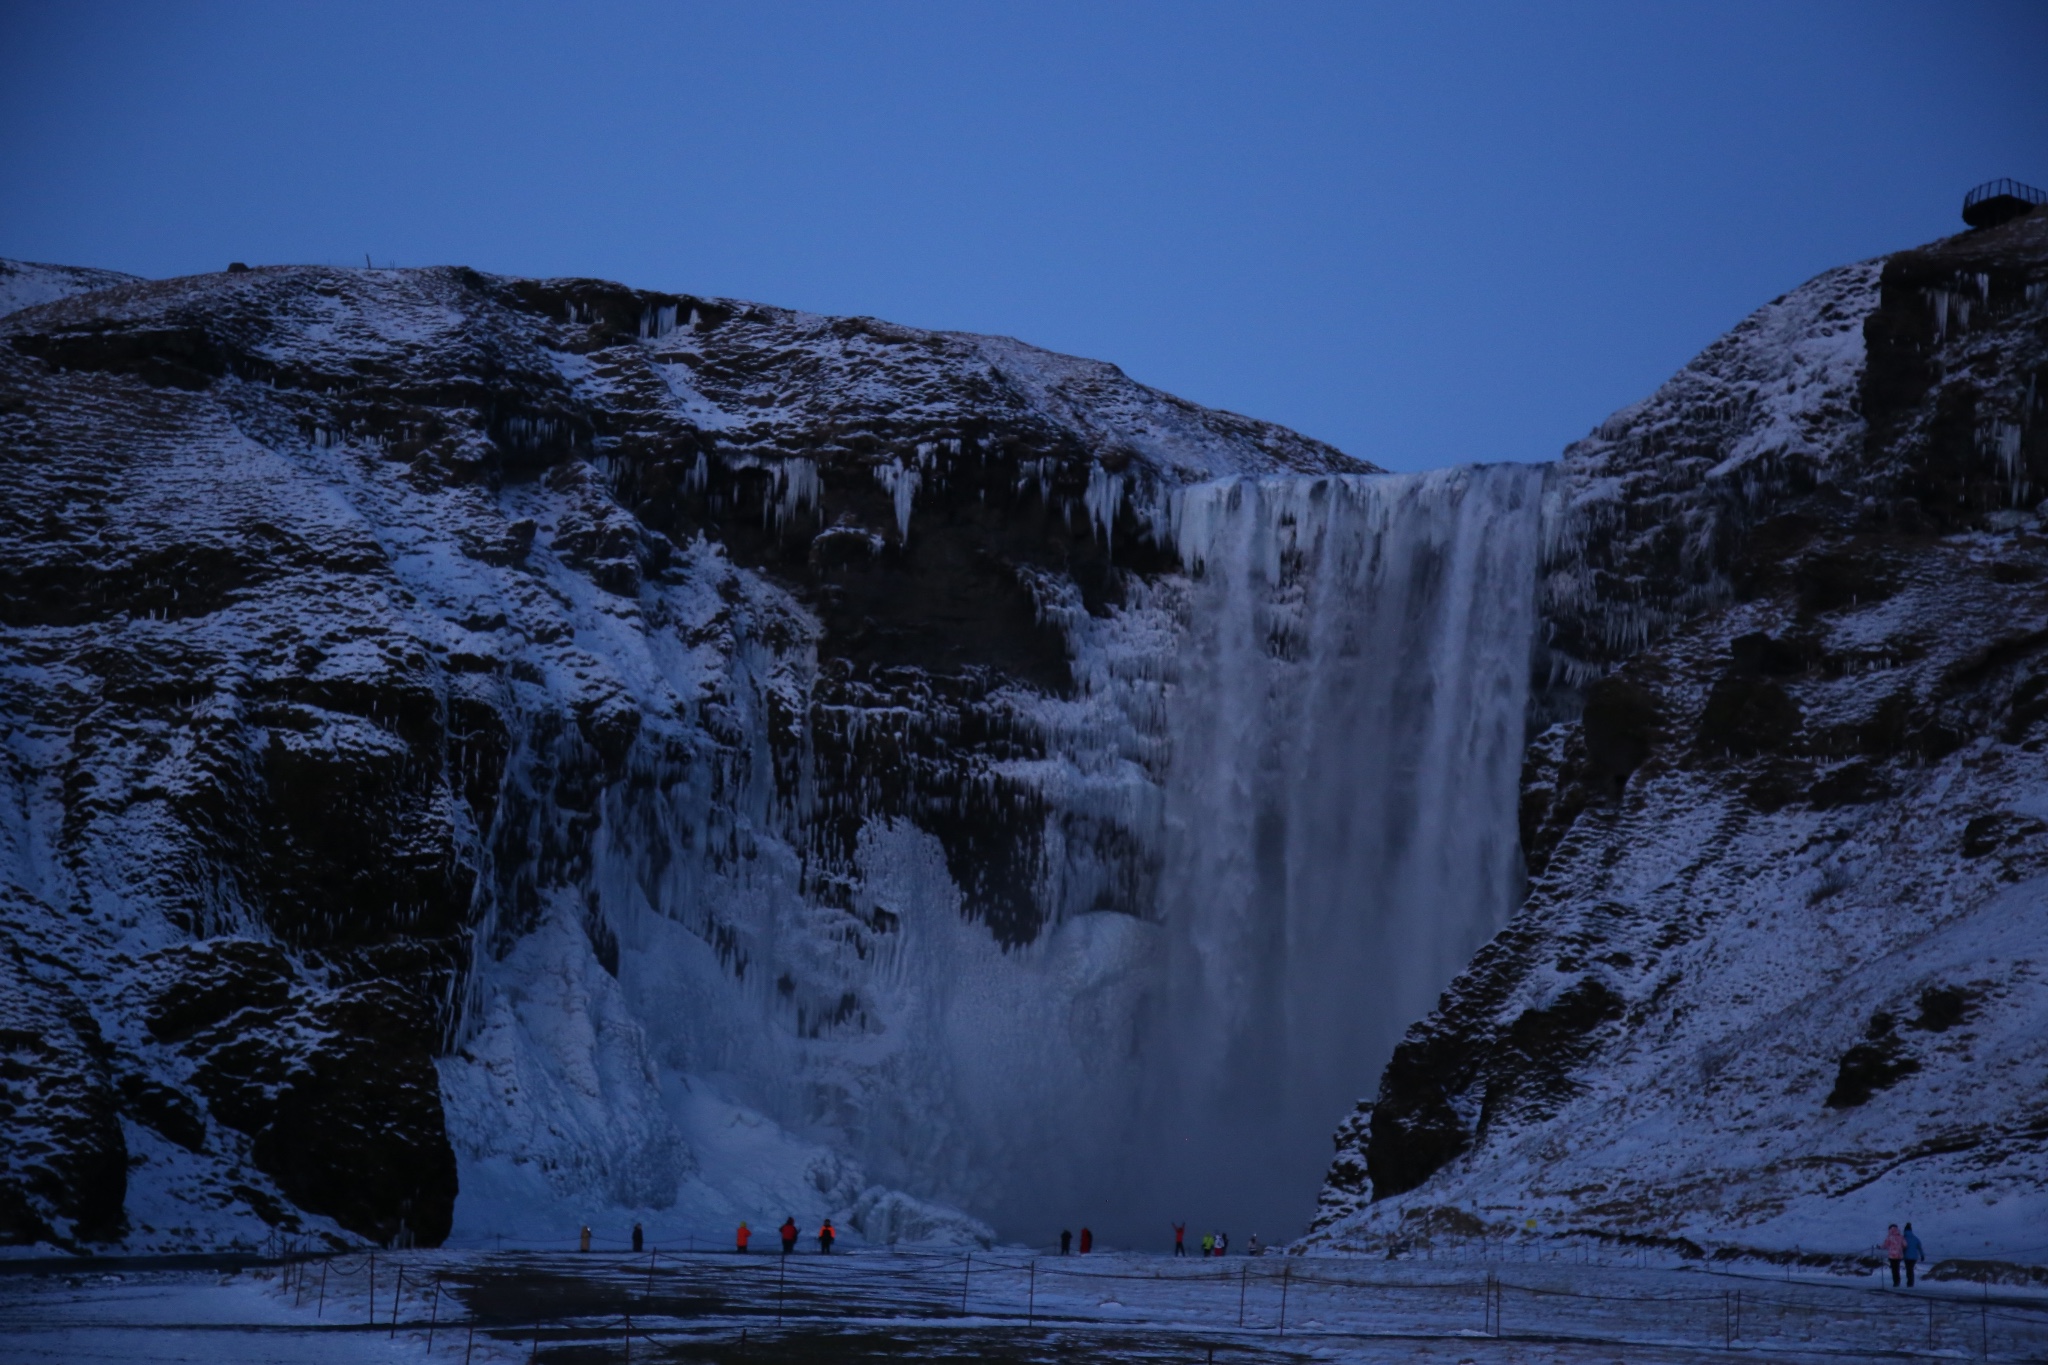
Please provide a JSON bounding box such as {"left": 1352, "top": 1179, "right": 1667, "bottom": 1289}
{"left": 530, "top": 1319, "right": 540, "bottom": 1363}
{"left": 317, "top": 1260, "right": 327, "bottom": 1317}
{"left": 645, "top": 1249, "right": 657, "bottom": 1299}
{"left": 1028, "top": 1259, "right": 1036, "bottom": 1326}
{"left": 1238, "top": 1263, "right": 1247, "bottom": 1327}
{"left": 1278, "top": 1263, "right": 1289, "bottom": 1338}
{"left": 777, "top": 1250, "right": 787, "bottom": 1326}
{"left": 426, "top": 1279, "right": 439, "bottom": 1351}
{"left": 624, "top": 1310, "right": 632, "bottom": 1364}
{"left": 961, "top": 1252, "right": 971, "bottom": 1315}
{"left": 390, "top": 1265, "right": 404, "bottom": 1338}
{"left": 1723, "top": 1290, "right": 1730, "bottom": 1350}
{"left": 464, "top": 1320, "right": 475, "bottom": 1365}
{"left": 368, "top": 1255, "right": 376, "bottom": 1326}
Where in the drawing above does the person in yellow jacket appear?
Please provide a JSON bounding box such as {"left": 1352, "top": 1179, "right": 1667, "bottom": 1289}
{"left": 736, "top": 1221, "right": 752, "bottom": 1253}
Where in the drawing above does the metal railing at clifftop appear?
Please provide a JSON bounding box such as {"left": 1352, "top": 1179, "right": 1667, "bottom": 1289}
{"left": 1962, "top": 178, "right": 2047, "bottom": 229}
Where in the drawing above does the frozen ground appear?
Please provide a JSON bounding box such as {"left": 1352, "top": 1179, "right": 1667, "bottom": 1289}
{"left": 4, "top": 1249, "right": 2045, "bottom": 1363}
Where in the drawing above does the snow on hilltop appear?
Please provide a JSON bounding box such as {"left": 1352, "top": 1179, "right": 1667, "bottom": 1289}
{"left": 1314, "top": 207, "right": 2048, "bottom": 1269}
{"left": 0, "top": 258, "right": 139, "bottom": 319}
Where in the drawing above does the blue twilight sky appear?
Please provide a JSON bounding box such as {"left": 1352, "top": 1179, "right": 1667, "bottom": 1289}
{"left": 2, "top": 2, "right": 2043, "bottom": 472}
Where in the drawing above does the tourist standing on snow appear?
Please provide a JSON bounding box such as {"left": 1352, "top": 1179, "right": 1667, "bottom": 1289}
{"left": 780, "top": 1217, "right": 799, "bottom": 1255}
{"left": 736, "top": 1221, "right": 751, "bottom": 1253}
{"left": 1903, "top": 1224, "right": 1923, "bottom": 1287}
{"left": 632, "top": 1222, "right": 644, "bottom": 1252}
{"left": 1882, "top": 1223, "right": 1906, "bottom": 1285}
{"left": 1079, "top": 1227, "right": 1093, "bottom": 1254}
{"left": 818, "top": 1219, "right": 835, "bottom": 1254}
{"left": 1216, "top": 1232, "right": 1229, "bottom": 1256}
{"left": 1200, "top": 1231, "right": 1214, "bottom": 1257}
{"left": 1060, "top": 1229, "right": 1072, "bottom": 1255}
{"left": 579, "top": 1225, "right": 591, "bottom": 1253}
{"left": 1173, "top": 1222, "right": 1187, "bottom": 1256}
{"left": 1248, "top": 1233, "right": 1262, "bottom": 1256}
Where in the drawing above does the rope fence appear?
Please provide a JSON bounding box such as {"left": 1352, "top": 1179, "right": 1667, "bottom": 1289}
{"left": 250, "top": 1242, "right": 2048, "bottom": 1362}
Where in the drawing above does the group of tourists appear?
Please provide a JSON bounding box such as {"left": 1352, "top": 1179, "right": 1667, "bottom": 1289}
{"left": 1057, "top": 1227, "right": 1093, "bottom": 1254}
{"left": 732, "top": 1217, "right": 834, "bottom": 1253}
{"left": 1881, "top": 1222, "right": 1925, "bottom": 1287}
{"left": 1172, "top": 1223, "right": 1254, "bottom": 1256}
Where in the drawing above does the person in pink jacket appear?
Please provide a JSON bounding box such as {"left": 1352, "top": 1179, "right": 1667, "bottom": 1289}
{"left": 1882, "top": 1224, "right": 1906, "bottom": 1286}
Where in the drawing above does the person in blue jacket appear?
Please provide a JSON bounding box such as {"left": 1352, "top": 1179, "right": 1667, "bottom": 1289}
{"left": 1902, "top": 1224, "right": 1923, "bottom": 1287}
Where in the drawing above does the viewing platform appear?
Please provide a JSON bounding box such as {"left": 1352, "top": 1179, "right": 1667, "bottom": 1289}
{"left": 1963, "top": 177, "right": 2047, "bottom": 230}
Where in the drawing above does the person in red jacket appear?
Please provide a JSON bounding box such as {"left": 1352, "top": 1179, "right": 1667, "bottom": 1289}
{"left": 780, "top": 1217, "right": 798, "bottom": 1255}
{"left": 818, "top": 1219, "right": 836, "bottom": 1254}
{"left": 1079, "top": 1227, "right": 1093, "bottom": 1254}
{"left": 736, "top": 1221, "right": 751, "bottom": 1253}
{"left": 1173, "top": 1223, "right": 1186, "bottom": 1256}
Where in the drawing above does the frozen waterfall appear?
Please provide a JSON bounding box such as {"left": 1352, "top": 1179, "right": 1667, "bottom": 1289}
{"left": 444, "top": 462, "right": 1545, "bottom": 1248}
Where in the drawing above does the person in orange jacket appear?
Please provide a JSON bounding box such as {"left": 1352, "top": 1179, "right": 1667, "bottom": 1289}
{"left": 736, "top": 1221, "right": 751, "bottom": 1253}
{"left": 780, "top": 1217, "right": 798, "bottom": 1254}
{"left": 818, "top": 1219, "right": 836, "bottom": 1254}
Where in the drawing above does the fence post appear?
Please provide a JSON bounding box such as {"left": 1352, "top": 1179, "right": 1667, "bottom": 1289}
{"left": 465, "top": 1319, "right": 475, "bottom": 1365}
{"left": 624, "top": 1310, "right": 632, "bottom": 1364}
{"left": 645, "top": 1249, "right": 657, "bottom": 1299}
{"left": 368, "top": 1255, "right": 376, "bottom": 1327}
{"left": 317, "top": 1261, "right": 327, "bottom": 1317}
{"left": 962, "top": 1252, "right": 971, "bottom": 1315}
{"left": 1723, "top": 1290, "right": 1730, "bottom": 1350}
{"left": 777, "top": 1250, "right": 787, "bottom": 1326}
{"left": 1028, "top": 1259, "right": 1036, "bottom": 1326}
{"left": 1238, "top": 1263, "right": 1247, "bottom": 1327}
{"left": 1278, "top": 1264, "right": 1289, "bottom": 1338}
{"left": 426, "top": 1279, "right": 440, "bottom": 1351}
{"left": 390, "top": 1265, "right": 405, "bottom": 1338}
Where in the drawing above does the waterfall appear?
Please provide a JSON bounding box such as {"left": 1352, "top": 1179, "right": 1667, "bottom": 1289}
{"left": 445, "top": 462, "right": 1546, "bottom": 1247}
{"left": 1117, "top": 463, "right": 1544, "bottom": 1236}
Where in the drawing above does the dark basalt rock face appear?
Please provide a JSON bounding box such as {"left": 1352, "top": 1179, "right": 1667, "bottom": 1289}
{"left": 1319, "top": 207, "right": 2048, "bottom": 1247}
{"left": 0, "top": 908, "right": 127, "bottom": 1246}
{"left": 0, "top": 261, "right": 1365, "bottom": 1247}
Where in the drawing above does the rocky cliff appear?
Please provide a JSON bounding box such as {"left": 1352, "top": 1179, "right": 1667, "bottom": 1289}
{"left": 0, "top": 259, "right": 1377, "bottom": 1250}
{"left": 1314, "top": 207, "right": 2048, "bottom": 1264}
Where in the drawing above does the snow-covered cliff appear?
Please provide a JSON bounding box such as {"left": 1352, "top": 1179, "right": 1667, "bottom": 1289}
{"left": 0, "top": 257, "right": 1550, "bottom": 1254}
{"left": 1313, "top": 207, "right": 2048, "bottom": 1268}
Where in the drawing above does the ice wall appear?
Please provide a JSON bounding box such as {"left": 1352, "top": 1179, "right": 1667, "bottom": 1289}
{"left": 442, "top": 463, "right": 1545, "bottom": 1247}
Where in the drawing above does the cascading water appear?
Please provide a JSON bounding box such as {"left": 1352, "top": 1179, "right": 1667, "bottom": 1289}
{"left": 445, "top": 461, "right": 1545, "bottom": 1248}
{"left": 1120, "top": 463, "right": 1544, "bottom": 1238}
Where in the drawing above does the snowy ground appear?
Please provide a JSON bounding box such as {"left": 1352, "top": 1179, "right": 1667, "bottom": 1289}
{"left": 5, "top": 1249, "right": 2045, "bottom": 1363}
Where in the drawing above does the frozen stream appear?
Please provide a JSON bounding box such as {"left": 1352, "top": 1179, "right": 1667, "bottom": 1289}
{"left": 6, "top": 1249, "right": 2044, "bottom": 1363}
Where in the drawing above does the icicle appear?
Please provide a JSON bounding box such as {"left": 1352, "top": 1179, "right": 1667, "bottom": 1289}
{"left": 874, "top": 460, "right": 920, "bottom": 541}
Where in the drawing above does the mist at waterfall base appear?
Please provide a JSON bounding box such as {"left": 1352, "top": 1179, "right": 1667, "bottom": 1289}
{"left": 448, "top": 464, "right": 1543, "bottom": 1253}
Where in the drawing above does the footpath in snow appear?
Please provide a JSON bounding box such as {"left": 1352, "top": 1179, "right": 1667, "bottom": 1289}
{"left": 4, "top": 1247, "right": 2046, "bottom": 1363}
